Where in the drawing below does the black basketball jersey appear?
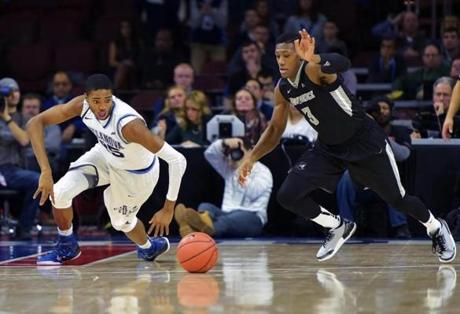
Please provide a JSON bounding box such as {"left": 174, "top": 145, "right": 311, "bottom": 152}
{"left": 279, "top": 62, "right": 366, "bottom": 145}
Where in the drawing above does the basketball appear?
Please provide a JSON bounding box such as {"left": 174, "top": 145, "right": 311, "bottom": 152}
{"left": 176, "top": 232, "right": 218, "bottom": 273}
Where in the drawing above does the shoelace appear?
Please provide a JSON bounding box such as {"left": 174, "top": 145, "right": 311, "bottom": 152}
{"left": 432, "top": 232, "right": 447, "bottom": 255}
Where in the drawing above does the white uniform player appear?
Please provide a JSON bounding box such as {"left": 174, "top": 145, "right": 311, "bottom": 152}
{"left": 28, "top": 74, "right": 186, "bottom": 265}
{"left": 53, "top": 96, "right": 160, "bottom": 233}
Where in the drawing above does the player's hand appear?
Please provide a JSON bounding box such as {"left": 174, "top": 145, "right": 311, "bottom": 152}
{"left": 148, "top": 200, "right": 175, "bottom": 236}
{"left": 442, "top": 116, "right": 454, "bottom": 140}
{"left": 237, "top": 156, "right": 255, "bottom": 187}
{"left": 294, "top": 29, "right": 316, "bottom": 62}
{"left": 33, "top": 170, "right": 55, "bottom": 206}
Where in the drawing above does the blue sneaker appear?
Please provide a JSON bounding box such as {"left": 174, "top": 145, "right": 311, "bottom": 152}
{"left": 37, "top": 234, "right": 81, "bottom": 266}
{"left": 137, "top": 237, "right": 170, "bottom": 261}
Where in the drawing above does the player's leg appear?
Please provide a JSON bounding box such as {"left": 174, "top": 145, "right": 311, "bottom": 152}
{"left": 276, "top": 150, "right": 356, "bottom": 261}
{"left": 37, "top": 146, "right": 110, "bottom": 265}
{"left": 349, "top": 141, "right": 456, "bottom": 262}
{"left": 105, "top": 161, "right": 169, "bottom": 261}
{"left": 37, "top": 165, "right": 100, "bottom": 265}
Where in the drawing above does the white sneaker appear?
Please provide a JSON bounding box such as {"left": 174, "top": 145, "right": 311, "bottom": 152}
{"left": 316, "top": 219, "right": 356, "bottom": 262}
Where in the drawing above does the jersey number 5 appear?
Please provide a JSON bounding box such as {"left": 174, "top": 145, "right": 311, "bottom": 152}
{"left": 301, "top": 106, "right": 319, "bottom": 126}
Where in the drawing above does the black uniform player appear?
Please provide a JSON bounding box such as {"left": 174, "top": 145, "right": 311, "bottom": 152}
{"left": 238, "top": 29, "right": 456, "bottom": 263}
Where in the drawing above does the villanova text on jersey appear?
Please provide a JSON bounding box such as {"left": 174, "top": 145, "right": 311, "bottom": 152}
{"left": 88, "top": 126, "right": 124, "bottom": 157}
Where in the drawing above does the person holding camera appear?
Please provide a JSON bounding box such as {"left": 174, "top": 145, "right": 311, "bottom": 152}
{"left": 175, "top": 137, "right": 273, "bottom": 238}
{"left": 0, "top": 77, "right": 40, "bottom": 240}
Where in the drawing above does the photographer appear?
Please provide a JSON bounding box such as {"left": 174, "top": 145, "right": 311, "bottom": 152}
{"left": 0, "top": 78, "right": 40, "bottom": 240}
{"left": 175, "top": 137, "right": 273, "bottom": 237}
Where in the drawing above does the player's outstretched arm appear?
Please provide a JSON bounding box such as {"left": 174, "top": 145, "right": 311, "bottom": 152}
{"left": 26, "top": 95, "right": 84, "bottom": 205}
{"left": 122, "top": 119, "right": 187, "bottom": 236}
{"left": 294, "top": 29, "right": 351, "bottom": 85}
{"left": 443, "top": 79, "right": 460, "bottom": 139}
{"left": 238, "top": 86, "right": 289, "bottom": 186}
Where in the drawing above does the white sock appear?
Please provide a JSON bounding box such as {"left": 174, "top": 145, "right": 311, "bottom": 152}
{"left": 138, "top": 238, "right": 152, "bottom": 249}
{"left": 422, "top": 211, "right": 441, "bottom": 235}
{"left": 57, "top": 225, "right": 73, "bottom": 236}
{"left": 311, "top": 207, "right": 341, "bottom": 229}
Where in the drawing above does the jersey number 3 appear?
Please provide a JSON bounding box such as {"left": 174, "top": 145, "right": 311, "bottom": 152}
{"left": 301, "top": 106, "right": 319, "bottom": 126}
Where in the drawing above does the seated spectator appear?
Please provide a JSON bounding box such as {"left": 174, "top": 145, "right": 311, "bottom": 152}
{"left": 390, "top": 43, "right": 450, "bottom": 100}
{"left": 230, "top": 88, "right": 267, "bottom": 146}
{"left": 451, "top": 54, "right": 460, "bottom": 79}
{"left": 254, "top": 0, "right": 279, "bottom": 37}
{"left": 235, "top": 9, "right": 261, "bottom": 49}
{"left": 412, "top": 76, "right": 456, "bottom": 138}
{"left": 244, "top": 79, "right": 273, "bottom": 120}
{"left": 372, "top": 11, "right": 427, "bottom": 64}
{"left": 43, "top": 71, "right": 85, "bottom": 142}
{"left": 227, "top": 41, "right": 275, "bottom": 96}
{"left": 166, "top": 90, "right": 212, "bottom": 147}
{"left": 108, "top": 20, "right": 142, "bottom": 89}
{"left": 283, "top": 0, "right": 327, "bottom": 42}
{"left": 152, "top": 63, "right": 195, "bottom": 118}
{"left": 336, "top": 96, "right": 413, "bottom": 238}
{"left": 367, "top": 36, "right": 407, "bottom": 83}
{"left": 139, "top": 28, "right": 182, "bottom": 90}
{"left": 151, "top": 85, "right": 186, "bottom": 139}
{"left": 0, "top": 78, "right": 39, "bottom": 240}
{"left": 21, "top": 94, "right": 61, "bottom": 173}
{"left": 441, "top": 28, "right": 460, "bottom": 64}
{"left": 316, "top": 21, "right": 348, "bottom": 56}
{"left": 174, "top": 137, "right": 273, "bottom": 237}
{"left": 282, "top": 104, "right": 317, "bottom": 143}
{"left": 189, "top": 0, "right": 227, "bottom": 73}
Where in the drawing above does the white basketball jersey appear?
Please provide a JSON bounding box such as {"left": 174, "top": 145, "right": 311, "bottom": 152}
{"left": 81, "top": 96, "right": 155, "bottom": 170}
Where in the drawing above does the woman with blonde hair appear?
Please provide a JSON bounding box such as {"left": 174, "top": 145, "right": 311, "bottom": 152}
{"left": 166, "top": 90, "right": 213, "bottom": 147}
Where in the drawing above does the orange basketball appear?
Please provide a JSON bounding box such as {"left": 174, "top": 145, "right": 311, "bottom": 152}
{"left": 176, "top": 232, "right": 218, "bottom": 273}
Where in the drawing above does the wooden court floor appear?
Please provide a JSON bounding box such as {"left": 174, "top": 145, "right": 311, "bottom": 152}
{"left": 0, "top": 241, "right": 459, "bottom": 313}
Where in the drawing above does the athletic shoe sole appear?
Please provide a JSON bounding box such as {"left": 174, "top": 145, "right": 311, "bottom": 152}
{"left": 36, "top": 250, "right": 82, "bottom": 266}
{"left": 317, "top": 222, "right": 357, "bottom": 262}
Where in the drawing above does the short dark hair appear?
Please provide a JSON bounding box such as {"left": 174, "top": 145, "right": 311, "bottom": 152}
{"left": 368, "top": 95, "right": 394, "bottom": 113}
{"left": 276, "top": 32, "right": 299, "bottom": 45}
{"left": 85, "top": 74, "right": 112, "bottom": 94}
{"left": 241, "top": 40, "right": 260, "bottom": 50}
{"left": 443, "top": 27, "right": 459, "bottom": 36}
{"left": 22, "top": 93, "right": 42, "bottom": 104}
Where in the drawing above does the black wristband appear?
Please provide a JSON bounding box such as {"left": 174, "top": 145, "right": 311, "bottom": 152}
{"left": 5, "top": 118, "right": 13, "bottom": 124}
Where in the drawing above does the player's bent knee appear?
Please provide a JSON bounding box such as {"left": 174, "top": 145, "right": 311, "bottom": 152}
{"left": 53, "top": 184, "right": 75, "bottom": 209}
{"left": 112, "top": 218, "right": 137, "bottom": 233}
